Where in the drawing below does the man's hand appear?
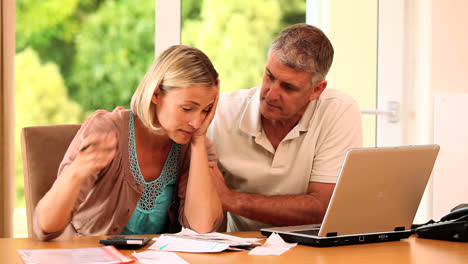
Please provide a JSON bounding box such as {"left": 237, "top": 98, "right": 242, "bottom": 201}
{"left": 209, "top": 162, "right": 232, "bottom": 211}
{"left": 207, "top": 160, "right": 335, "bottom": 225}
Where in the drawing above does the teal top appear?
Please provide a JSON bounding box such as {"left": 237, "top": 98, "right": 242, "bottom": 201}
{"left": 121, "top": 112, "right": 181, "bottom": 235}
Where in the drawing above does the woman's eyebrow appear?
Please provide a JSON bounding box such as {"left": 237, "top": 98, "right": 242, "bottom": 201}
{"left": 183, "top": 100, "right": 201, "bottom": 106}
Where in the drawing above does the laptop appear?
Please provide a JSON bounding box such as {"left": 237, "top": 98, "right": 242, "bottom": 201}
{"left": 261, "top": 144, "right": 440, "bottom": 247}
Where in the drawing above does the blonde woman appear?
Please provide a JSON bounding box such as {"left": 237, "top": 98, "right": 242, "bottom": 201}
{"left": 34, "top": 45, "right": 223, "bottom": 240}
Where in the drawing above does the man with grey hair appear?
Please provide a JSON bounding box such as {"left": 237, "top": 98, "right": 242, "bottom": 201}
{"left": 207, "top": 23, "right": 363, "bottom": 232}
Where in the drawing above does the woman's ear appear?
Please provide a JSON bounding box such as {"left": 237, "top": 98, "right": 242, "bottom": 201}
{"left": 151, "top": 87, "right": 161, "bottom": 104}
{"left": 151, "top": 93, "right": 158, "bottom": 104}
{"left": 216, "top": 78, "right": 220, "bottom": 90}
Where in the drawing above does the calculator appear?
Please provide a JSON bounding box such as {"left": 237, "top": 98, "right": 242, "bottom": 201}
{"left": 98, "top": 236, "right": 151, "bottom": 249}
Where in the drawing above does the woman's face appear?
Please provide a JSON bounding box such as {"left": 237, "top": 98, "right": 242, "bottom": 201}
{"left": 153, "top": 85, "right": 217, "bottom": 144}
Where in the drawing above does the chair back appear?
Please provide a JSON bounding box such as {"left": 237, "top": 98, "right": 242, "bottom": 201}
{"left": 21, "top": 124, "right": 81, "bottom": 238}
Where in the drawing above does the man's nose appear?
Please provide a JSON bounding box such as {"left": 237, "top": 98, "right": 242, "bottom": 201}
{"left": 265, "top": 82, "right": 280, "bottom": 101}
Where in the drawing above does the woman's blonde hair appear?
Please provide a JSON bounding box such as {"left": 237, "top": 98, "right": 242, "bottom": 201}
{"left": 130, "top": 45, "right": 218, "bottom": 134}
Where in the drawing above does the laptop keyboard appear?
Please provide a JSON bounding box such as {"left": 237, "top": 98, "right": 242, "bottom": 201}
{"left": 292, "top": 229, "right": 320, "bottom": 236}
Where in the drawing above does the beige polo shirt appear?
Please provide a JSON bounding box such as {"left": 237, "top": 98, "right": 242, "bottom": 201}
{"left": 207, "top": 86, "right": 363, "bottom": 232}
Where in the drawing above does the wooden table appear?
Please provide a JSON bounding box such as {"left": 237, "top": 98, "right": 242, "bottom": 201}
{"left": 3, "top": 232, "right": 468, "bottom": 263}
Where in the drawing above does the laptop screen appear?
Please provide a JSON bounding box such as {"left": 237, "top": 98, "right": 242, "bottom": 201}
{"left": 318, "top": 145, "right": 440, "bottom": 236}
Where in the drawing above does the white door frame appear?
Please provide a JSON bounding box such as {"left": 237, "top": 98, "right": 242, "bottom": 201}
{"left": 155, "top": 0, "right": 181, "bottom": 57}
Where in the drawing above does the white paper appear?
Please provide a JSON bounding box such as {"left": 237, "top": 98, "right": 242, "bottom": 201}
{"left": 164, "top": 228, "right": 262, "bottom": 246}
{"left": 132, "top": 250, "right": 189, "bottom": 264}
{"left": 149, "top": 228, "right": 262, "bottom": 253}
{"left": 150, "top": 234, "right": 230, "bottom": 253}
{"left": 248, "top": 233, "right": 297, "bottom": 255}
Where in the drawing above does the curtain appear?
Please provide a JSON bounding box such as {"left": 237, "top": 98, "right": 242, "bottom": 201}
{"left": 0, "top": 0, "right": 15, "bottom": 238}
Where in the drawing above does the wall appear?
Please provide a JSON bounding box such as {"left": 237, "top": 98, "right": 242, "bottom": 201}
{"left": 407, "top": 0, "right": 468, "bottom": 221}
{"left": 431, "top": 0, "right": 468, "bottom": 94}
{"left": 430, "top": 0, "right": 468, "bottom": 219}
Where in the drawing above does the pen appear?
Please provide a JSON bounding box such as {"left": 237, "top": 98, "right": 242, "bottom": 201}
{"left": 159, "top": 244, "right": 168, "bottom": 250}
{"left": 210, "top": 243, "right": 218, "bottom": 250}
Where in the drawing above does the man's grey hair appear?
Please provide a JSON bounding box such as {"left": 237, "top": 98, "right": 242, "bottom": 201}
{"left": 269, "top": 23, "right": 334, "bottom": 84}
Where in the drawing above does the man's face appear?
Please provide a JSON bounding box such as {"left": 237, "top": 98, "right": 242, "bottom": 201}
{"left": 260, "top": 52, "right": 319, "bottom": 122}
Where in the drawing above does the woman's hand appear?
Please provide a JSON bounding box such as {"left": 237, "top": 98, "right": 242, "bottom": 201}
{"left": 69, "top": 132, "right": 118, "bottom": 182}
{"left": 36, "top": 131, "right": 118, "bottom": 237}
{"left": 191, "top": 90, "right": 219, "bottom": 142}
{"left": 182, "top": 84, "right": 223, "bottom": 233}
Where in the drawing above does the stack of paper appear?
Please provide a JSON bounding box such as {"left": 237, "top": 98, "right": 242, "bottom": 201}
{"left": 150, "top": 228, "right": 262, "bottom": 253}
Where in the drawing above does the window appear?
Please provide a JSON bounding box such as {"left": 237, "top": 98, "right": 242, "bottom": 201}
{"left": 181, "top": 0, "right": 306, "bottom": 93}
{"left": 307, "top": 0, "right": 378, "bottom": 147}
{"left": 181, "top": 0, "right": 377, "bottom": 147}
{"left": 14, "top": 0, "right": 155, "bottom": 237}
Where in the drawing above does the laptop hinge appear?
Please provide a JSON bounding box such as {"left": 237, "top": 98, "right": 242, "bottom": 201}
{"left": 326, "top": 232, "right": 338, "bottom": 237}
{"left": 394, "top": 226, "right": 405, "bottom": 231}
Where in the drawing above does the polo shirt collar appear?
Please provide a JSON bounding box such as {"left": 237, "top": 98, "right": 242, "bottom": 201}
{"left": 297, "top": 98, "right": 318, "bottom": 132}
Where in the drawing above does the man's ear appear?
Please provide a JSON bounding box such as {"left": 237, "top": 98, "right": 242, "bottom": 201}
{"left": 309, "top": 80, "right": 327, "bottom": 101}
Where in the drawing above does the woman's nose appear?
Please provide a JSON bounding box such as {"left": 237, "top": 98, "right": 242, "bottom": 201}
{"left": 188, "top": 114, "right": 202, "bottom": 129}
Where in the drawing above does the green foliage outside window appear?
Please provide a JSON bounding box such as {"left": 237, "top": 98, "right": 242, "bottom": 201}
{"left": 182, "top": 0, "right": 281, "bottom": 92}
{"left": 182, "top": 0, "right": 305, "bottom": 93}
{"left": 16, "top": 0, "right": 103, "bottom": 93}
{"left": 69, "top": 0, "right": 156, "bottom": 112}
